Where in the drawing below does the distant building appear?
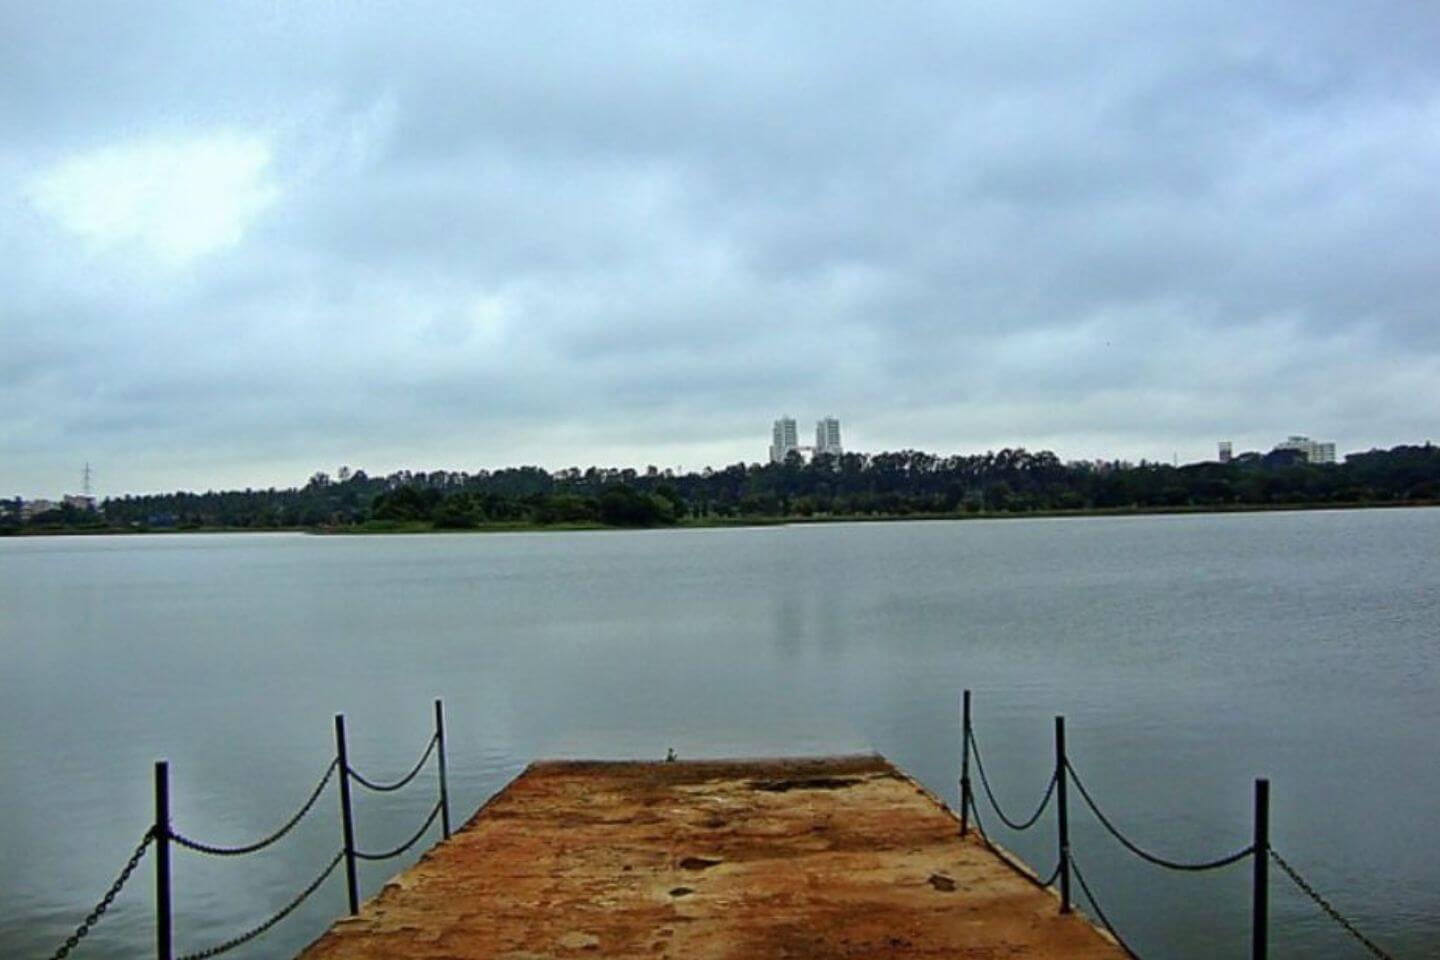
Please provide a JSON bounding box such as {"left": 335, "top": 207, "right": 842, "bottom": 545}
{"left": 1274, "top": 435, "right": 1337, "bottom": 465}
{"left": 20, "top": 498, "right": 58, "bottom": 520}
{"left": 770, "top": 415, "right": 844, "bottom": 463}
{"left": 770, "top": 416, "right": 800, "bottom": 463}
{"left": 63, "top": 494, "right": 97, "bottom": 511}
{"left": 815, "top": 417, "right": 843, "bottom": 457}
{"left": 1218, "top": 441, "right": 1233, "bottom": 463}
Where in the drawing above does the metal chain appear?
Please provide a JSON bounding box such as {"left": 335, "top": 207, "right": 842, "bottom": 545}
{"left": 348, "top": 733, "right": 438, "bottom": 793}
{"left": 1269, "top": 848, "right": 1395, "bottom": 960}
{"left": 47, "top": 828, "right": 154, "bottom": 960}
{"left": 1065, "top": 760, "right": 1255, "bottom": 872}
{"left": 964, "top": 792, "right": 1055, "bottom": 890}
{"left": 176, "top": 850, "right": 344, "bottom": 960}
{"left": 355, "top": 799, "right": 444, "bottom": 861}
{"left": 1069, "top": 851, "right": 1143, "bottom": 960}
{"left": 173, "top": 759, "right": 339, "bottom": 857}
{"left": 968, "top": 728, "right": 1057, "bottom": 831}
{"left": 1038, "top": 858, "right": 1063, "bottom": 889}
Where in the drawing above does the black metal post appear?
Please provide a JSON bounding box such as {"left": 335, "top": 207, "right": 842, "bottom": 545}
{"left": 334, "top": 715, "right": 360, "bottom": 915}
{"left": 153, "top": 761, "right": 172, "bottom": 960}
{"left": 1253, "top": 778, "right": 1270, "bottom": 960}
{"left": 435, "top": 698, "right": 451, "bottom": 840}
{"left": 959, "top": 690, "right": 972, "bottom": 836}
{"left": 1055, "top": 716, "right": 1071, "bottom": 913}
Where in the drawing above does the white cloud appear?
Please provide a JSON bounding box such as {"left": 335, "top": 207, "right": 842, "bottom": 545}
{"left": 28, "top": 133, "right": 278, "bottom": 266}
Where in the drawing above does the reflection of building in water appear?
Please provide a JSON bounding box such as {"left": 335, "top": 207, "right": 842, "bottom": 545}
{"left": 770, "top": 584, "right": 847, "bottom": 659}
{"left": 770, "top": 415, "right": 843, "bottom": 463}
{"left": 1273, "top": 435, "right": 1336, "bottom": 464}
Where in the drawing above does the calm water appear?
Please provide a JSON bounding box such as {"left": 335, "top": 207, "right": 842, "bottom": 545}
{"left": 2, "top": 511, "right": 1438, "bottom": 958}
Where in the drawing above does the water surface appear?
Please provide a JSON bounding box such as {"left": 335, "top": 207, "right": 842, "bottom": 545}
{"left": 2, "top": 510, "right": 1437, "bottom": 957}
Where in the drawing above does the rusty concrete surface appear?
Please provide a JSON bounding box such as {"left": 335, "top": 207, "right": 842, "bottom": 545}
{"left": 300, "top": 755, "right": 1123, "bottom": 959}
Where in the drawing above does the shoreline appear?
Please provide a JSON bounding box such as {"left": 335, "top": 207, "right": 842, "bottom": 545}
{"left": 6, "top": 497, "right": 1438, "bottom": 537}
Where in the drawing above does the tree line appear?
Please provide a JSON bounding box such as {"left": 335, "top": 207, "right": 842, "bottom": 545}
{"left": 6, "top": 444, "right": 1440, "bottom": 533}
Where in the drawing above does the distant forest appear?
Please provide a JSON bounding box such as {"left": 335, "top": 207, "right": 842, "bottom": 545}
{"left": 7, "top": 444, "right": 1440, "bottom": 533}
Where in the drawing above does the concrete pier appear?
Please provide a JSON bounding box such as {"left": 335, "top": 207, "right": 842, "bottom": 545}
{"left": 301, "top": 755, "right": 1123, "bottom": 958}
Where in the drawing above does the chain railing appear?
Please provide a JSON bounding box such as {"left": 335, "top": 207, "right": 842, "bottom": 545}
{"left": 175, "top": 851, "right": 345, "bottom": 960}
{"left": 171, "top": 759, "right": 339, "bottom": 858}
{"left": 1269, "top": 848, "right": 1396, "bottom": 960}
{"left": 1065, "top": 760, "right": 1255, "bottom": 873}
{"left": 964, "top": 787, "right": 1063, "bottom": 890}
{"left": 958, "top": 689, "right": 1401, "bottom": 959}
{"left": 42, "top": 699, "right": 452, "bottom": 960}
{"left": 42, "top": 691, "right": 1404, "bottom": 959}
{"left": 354, "top": 800, "right": 445, "bottom": 862}
{"left": 1069, "top": 850, "right": 1142, "bottom": 960}
{"left": 967, "top": 725, "right": 1057, "bottom": 832}
{"left": 348, "top": 733, "right": 439, "bottom": 793}
{"left": 45, "top": 828, "right": 155, "bottom": 960}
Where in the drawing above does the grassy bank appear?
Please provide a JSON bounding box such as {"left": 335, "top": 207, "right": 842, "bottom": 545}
{"left": 325, "top": 497, "right": 1440, "bottom": 533}
{"left": 7, "top": 497, "right": 1437, "bottom": 538}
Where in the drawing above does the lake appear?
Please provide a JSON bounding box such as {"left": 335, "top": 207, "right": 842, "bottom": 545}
{"left": 2, "top": 510, "right": 1437, "bottom": 958}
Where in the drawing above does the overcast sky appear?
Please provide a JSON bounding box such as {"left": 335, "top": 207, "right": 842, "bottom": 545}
{"left": 4, "top": 3, "right": 1438, "bottom": 497}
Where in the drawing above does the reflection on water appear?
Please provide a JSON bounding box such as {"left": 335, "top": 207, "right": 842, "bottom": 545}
{"left": 2, "top": 511, "right": 1438, "bottom": 957}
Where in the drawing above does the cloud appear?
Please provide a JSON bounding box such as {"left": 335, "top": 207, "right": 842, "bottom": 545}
{"left": 2, "top": 2, "right": 1439, "bottom": 497}
{"left": 27, "top": 133, "right": 278, "bottom": 265}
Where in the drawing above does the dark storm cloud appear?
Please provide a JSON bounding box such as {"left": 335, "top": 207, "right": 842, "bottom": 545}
{"left": 3, "top": 2, "right": 1438, "bottom": 495}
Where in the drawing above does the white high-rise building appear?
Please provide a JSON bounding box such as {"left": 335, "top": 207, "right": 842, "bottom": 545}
{"left": 770, "top": 416, "right": 799, "bottom": 463}
{"left": 1218, "top": 441, "right": 1233, "bottom": 463}
{"left": 1274, "top": 435, "right": 1337, "bottom": 464}
{"left": 815, "top": 417, "right": 842, "bottom": 456}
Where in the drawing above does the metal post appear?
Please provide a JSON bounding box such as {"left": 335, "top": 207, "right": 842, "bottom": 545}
{"left": 153, "top": 761, "right": 172, "bottom": 960}
{"left": 1253, "top": 778, "right": 1270, "bottom": 960}
{"left": 435, "top": 698, "right": 451, "bottom": 840}
{"left": 1055, "top": 716, "right": 1071, "bottom": 914}
{"left": 959, "top": 690, "right": 972, "bottom": 836}
{"left": 334, "top": 715, "right": 360, "bottom": 915}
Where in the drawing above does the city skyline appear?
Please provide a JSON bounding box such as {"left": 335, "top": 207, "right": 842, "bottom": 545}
{"left": 13, "top": 428, "right": 1387, "bottom": 501}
